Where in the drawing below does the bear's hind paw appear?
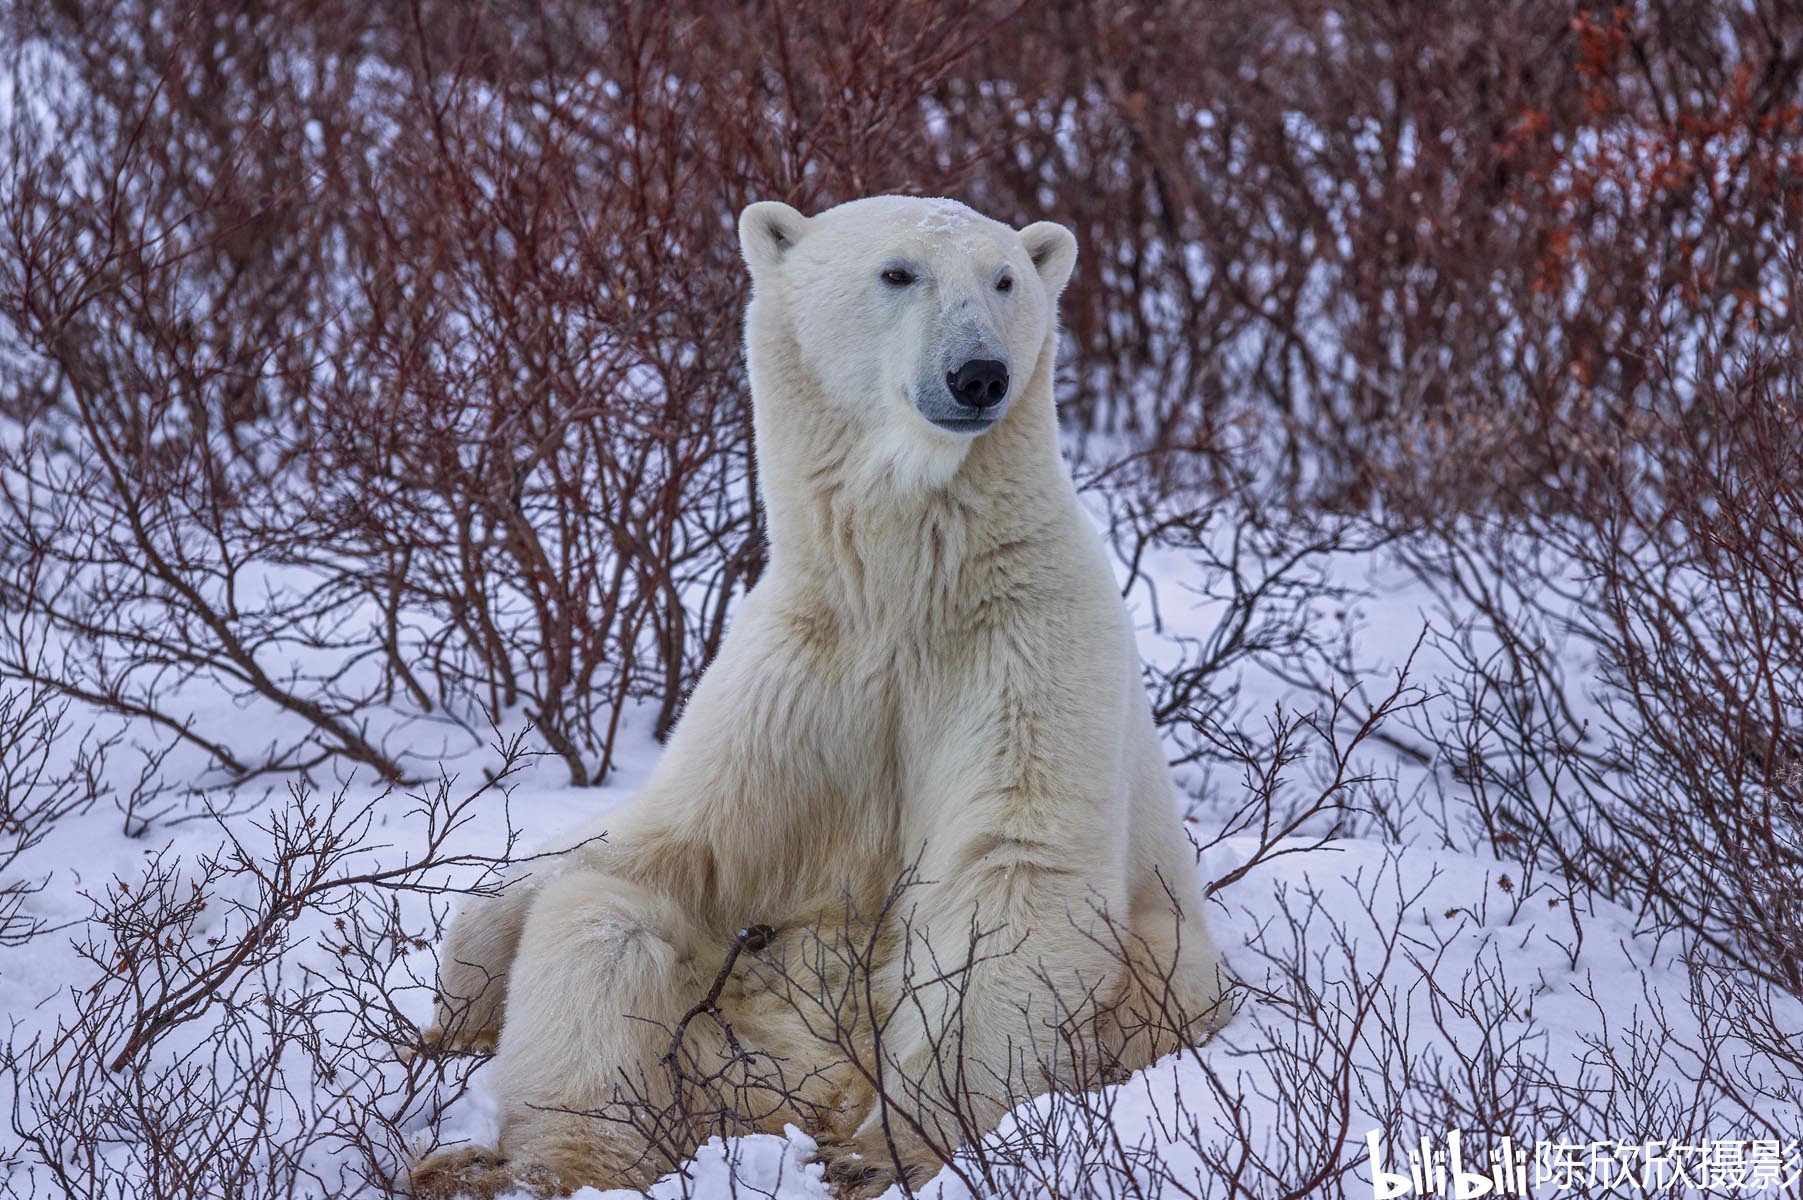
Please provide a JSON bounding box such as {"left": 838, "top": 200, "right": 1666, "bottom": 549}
{"left": 811, "top": 1143, "right": 936, "bottom": 1200}
{"left": 398, "top": 1024, "right": 499, "bottom": 1064}
{"left": 409, "top": 1146, "right": 519, "bottom": 1200}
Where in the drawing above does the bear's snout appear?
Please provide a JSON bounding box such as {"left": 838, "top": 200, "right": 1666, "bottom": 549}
{"left": 946, "top": 358, "right": 1010, "bottom": 411}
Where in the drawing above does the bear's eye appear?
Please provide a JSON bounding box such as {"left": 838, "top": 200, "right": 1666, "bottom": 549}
{"left": 996, "top": 275, "right": 1014, "bottom": 293}
{"left": 881, "top": 267, "right": 915, "bottom": 287}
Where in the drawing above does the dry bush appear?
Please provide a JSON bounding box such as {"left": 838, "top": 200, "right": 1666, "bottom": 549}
{"left": 9, "top": 2, "right": 1795, "bottom": 784}
{"left": 954, "top": 0, "right": 1802, "bottom": 516}
{"left": 0, "top": 3, "right": 427, "bottom": 782}
{"left": 1571, "top": 348, "right": 1803, "bottom": 994}
{"left": 0, "top": 0, "right": 1021, "bottom": 786}
{"left": 1396, "top": 341, "right": 1802, "bottom": 996}
{"left": 0, "top": 684, "right": 99, "bottom": 947}
{"left": 3, "top": 732, "right": 540, "bottom": 1200}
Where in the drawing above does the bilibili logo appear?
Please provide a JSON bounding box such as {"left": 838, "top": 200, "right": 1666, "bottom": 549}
{"left": 1366, "top": 1129, "right": 1531, "bottom": 1198}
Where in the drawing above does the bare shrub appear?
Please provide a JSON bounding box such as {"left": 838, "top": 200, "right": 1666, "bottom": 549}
{"left": 1401, "top": 345, "right": 1803, "bottom": 996}
{"left": 0, "top": 685, "right": 99, "bottom": 947}
{"left": 3, "top": 732, "right": 539, "bottom": 1199}
{"left": 9, "top": 1, "right": 1794, "bottom": 784}
{"left": 955, "top": 0, "right": 1802, "bottom": 518}
{"left": 0, "top": 1, "right": 1022, "bottom": 787}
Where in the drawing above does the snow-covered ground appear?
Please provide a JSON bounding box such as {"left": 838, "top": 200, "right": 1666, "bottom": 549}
{"left": 5, "top": 514, "right": 1794, "bottom": 1199}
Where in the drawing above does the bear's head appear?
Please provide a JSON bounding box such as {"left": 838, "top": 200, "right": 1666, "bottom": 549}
{"left": 738, "top": 195, "right": 1077, "bottom": 491}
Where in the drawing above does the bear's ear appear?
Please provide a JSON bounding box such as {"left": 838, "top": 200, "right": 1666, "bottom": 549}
{"left": 1019, "top": 221, "right": 1078, "bottom": 298}
{"left": 739, "top": 201, "right": 809, "bottom": 278}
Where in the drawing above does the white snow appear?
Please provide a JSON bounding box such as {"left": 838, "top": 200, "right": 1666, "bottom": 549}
{"left": 8, "top": 522, "right": 1791, "bottom": 1198}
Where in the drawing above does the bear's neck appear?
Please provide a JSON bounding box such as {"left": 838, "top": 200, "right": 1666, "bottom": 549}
{"left": 751, "top": 352, "right": 1077, "bottom": 632}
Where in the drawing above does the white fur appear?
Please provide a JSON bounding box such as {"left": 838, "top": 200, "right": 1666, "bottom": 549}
{"left": 414, "top": 196, "right": 1227, "bottom": 1195}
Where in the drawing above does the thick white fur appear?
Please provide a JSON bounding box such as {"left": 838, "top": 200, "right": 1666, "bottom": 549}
{"left": 414, "top": 196, "right": 1227, "bottom": 1196}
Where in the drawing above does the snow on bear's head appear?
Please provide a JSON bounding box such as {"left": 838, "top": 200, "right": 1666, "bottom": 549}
{"left": 738, "top": 195, "right": 1077, "bottom": 491}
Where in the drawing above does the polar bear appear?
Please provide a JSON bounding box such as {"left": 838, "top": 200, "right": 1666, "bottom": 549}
{"left": 411, "top": 196, "right": 1227, "bottom": 1198}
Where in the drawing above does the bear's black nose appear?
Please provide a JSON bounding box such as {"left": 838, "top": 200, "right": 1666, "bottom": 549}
{"left": 946, "top": 359, "right": 1009, "bottom": 410}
